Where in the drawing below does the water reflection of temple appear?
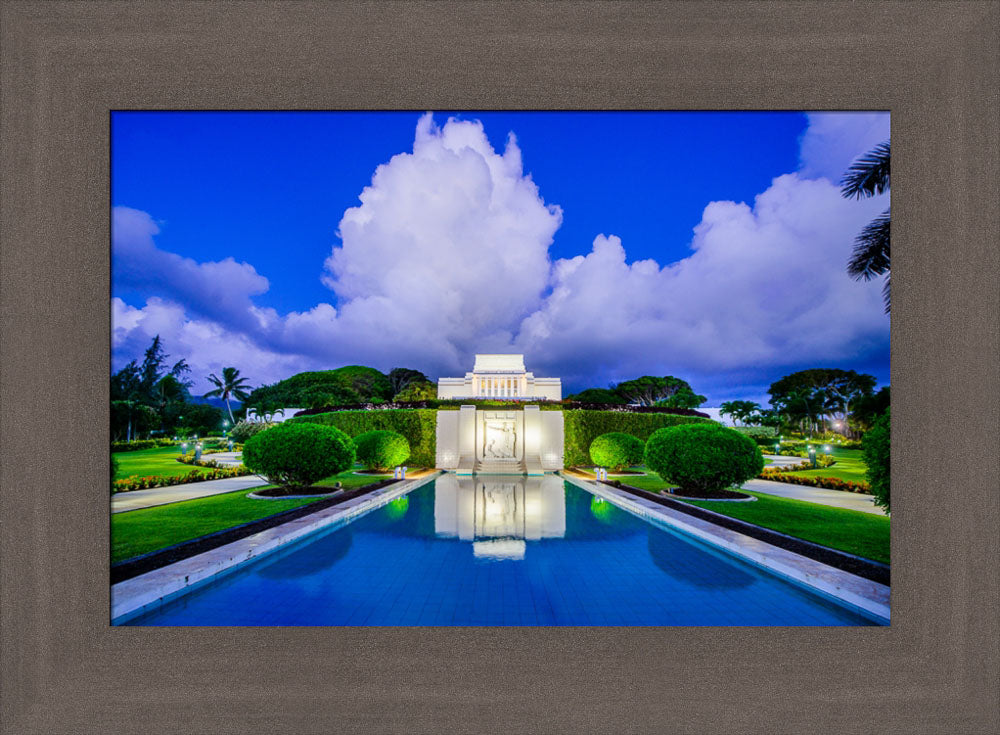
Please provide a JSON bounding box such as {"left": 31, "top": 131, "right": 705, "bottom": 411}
{"left": 433, "top": 474, "right": 566, "bottom": 560}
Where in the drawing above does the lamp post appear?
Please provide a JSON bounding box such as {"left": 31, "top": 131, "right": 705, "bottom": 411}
{"left": 180, "top": 442, "right": 187, "bottom": 458}
{"left": 808, "top": 445, "right": 816, "bottom": 469}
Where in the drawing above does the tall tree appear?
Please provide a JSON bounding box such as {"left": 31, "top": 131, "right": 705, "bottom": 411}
{"left": 719, "top": 400, "right": 762, "bottom": 426}
{"left": 110, "top": 361, "right": 143, "bottom": 441}
{"left": 613, "top": 376, "right": 702, "bottom": 407}
{"left": 841, "top": 141, "right": 891, "bottom": 312}
{"left": 769, "top": 368, "right": 876, "bottom": 437}
{"left": 388, "top": 367, "right": 429, "bottom": 397}
{"left": 204, "top": 367, "right": 252, "bottom": 424}
{"left": 564, "top": 388, "right": 626, "bottom": 404}
{"left": 138, "top": 335, "right": 168, "bottom": 397}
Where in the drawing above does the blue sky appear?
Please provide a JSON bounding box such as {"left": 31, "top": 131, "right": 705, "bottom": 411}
{"left": 112, "top": 111, "right": 890, "bottom": 403}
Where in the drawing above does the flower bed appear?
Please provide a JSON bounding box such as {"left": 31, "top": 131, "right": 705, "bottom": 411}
{"left": 113, "top": 464, "right": 252, "bottom": 493}
{"left": 758, "top": 467, "right": 870, "bottom": 494}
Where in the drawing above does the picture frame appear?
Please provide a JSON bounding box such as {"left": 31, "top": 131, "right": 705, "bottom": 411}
{"left": 1, "top": 1, "right": 997, "bottom": 732}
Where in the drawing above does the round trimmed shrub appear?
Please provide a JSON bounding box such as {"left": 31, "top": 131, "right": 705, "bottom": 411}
{"left": 589, "top": 432, "right": 644, "bottom": 472}
{"left": 353, "top": 430, "right": 410, "bottom": 471}
{"left": 242, "top": 422, "right": 355, "bottom": 490}
{"left": 644, "top": 424, "right": 764, "bottom": 494}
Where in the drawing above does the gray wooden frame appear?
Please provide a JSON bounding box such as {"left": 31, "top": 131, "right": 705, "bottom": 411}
{"left": 1, "top": 1, "right": 997, "bottom": 732}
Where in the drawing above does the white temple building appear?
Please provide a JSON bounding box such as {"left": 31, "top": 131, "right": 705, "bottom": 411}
{"left": 437, "top": 354, "right": 562, "bottom": 401}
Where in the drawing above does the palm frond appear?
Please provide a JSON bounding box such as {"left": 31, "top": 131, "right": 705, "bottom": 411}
{"left": 848, "top": 210, "right": 890, "bottom": 280}
{"left": 882, "top": 273, "right": 891, "bottom": 314}
{"left": 840, "top": 141, "right": 890, "bottom": 199}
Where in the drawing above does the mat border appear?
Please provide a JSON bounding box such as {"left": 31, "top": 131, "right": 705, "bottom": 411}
{"left": 2, "top": 1, "right": 998, "bottom": 733}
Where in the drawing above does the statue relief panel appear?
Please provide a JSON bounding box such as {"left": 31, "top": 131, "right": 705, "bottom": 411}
{"left": 483, "top": 420, "right": 517, "bottom": 459}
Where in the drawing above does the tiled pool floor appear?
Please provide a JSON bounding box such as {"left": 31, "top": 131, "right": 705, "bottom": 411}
{"left": 123, "top": 475, "right": 880, "bottom": 626}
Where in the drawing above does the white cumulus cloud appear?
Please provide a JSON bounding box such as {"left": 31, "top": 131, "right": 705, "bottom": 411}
{"left": 112, "top": 112, "right": 890, "bottom": 401}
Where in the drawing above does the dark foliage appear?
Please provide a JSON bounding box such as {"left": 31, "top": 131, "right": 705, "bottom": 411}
{"left": 863, "top": 409, "right": 890, "bottom": 511}
{"left": 840, "top": 141, "right": 890, "bottom": 199}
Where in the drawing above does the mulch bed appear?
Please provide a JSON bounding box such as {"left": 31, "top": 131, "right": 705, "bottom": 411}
{"left": 601, "top": 480, "right": 890, "bottom": 586}
{"left": 111, "top": 478, "right": 397, "bottom": 585}
{"left": 251, "top": 485, "right": 341, "bottom": 497}
{"left": 660, "top": 486, "right": 751, "bottom": 500}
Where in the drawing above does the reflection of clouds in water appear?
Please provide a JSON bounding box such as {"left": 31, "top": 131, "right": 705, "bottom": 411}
{"left": 255, "top": 527, "right": 353, "bottom": 580}
{"left": 646, "top": 529, "right": 755, "bottom": 590}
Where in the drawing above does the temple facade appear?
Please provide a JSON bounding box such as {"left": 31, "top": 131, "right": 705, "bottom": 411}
{"left": 437, "top": 354, "right": 562, "bottom": 401}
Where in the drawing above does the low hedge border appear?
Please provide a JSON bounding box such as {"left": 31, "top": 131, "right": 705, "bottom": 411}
{"left": 111, "top": 438, "right": 179, "bottom": 452}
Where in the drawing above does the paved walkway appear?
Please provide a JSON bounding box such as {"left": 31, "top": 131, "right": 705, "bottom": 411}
{"left": 762, "top": 453, "right": 808, "bottom": 469}
{"left": 112, "top": 475, "right": 267, "bottom": 514}
{"left": 742, "top": 478, "right": 885, "bottom": 515}
{"left": 202, "top": 451, "right": 242, "bottom": 467}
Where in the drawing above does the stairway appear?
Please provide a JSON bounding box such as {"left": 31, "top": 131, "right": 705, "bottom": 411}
{"left": 474, "top": 457, "right": 526, "bottom": 475}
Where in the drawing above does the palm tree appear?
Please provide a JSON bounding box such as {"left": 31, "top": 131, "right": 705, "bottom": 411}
{"left": 204, "top": 367, "right": 252, "bottom": 424}
{"left": 841, "top": 141, "right": 890, "bottom": 312}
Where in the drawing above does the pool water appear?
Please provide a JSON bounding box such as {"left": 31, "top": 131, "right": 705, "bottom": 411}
{"left": 123, "top": 475, "right": 880, "bottom": 626}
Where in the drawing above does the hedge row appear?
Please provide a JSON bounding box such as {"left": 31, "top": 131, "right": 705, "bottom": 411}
{"left": 563, "top": 410, "right": 713, "bottom": 467}
{"left": 288, "top": 409, "right": 437, "bottom": 467}
{"left": 111, "top": 438, "right": 178, "bottom": 452}
{"left": 292, "top": 400, "right": 710, "bottom": 417}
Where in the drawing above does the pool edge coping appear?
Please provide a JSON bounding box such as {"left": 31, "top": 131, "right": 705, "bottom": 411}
{"left": 561, "top": 473, "right": 890, "bottom": 624}
{"left": 111, "top": 471, "right": 441, "bottom": 623}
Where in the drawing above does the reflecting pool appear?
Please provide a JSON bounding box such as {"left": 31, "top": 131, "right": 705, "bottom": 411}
{"left": 122, "top": 475, "right": 880, "bottom": 626}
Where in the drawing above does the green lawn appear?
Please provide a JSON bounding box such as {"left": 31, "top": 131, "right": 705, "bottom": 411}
{"left": 113, "top": 445, "right": 196, "bottom": 481}
{"left": 781, "top": 446, "right": 869, "bottom": 484}
{"left": 585, "top": 465, "right": 889, "bottom": 563}
{"left": 111, "top": 470, "right": 380, "bottom": 563}
{"left": 681, "top": 492, "right": 889, "bottom": 564}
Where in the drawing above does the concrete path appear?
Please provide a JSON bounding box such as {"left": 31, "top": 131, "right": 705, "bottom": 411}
{"left": 742, "top": 478, "right": 886, "bottom": 515}
{"left": 762, "top": 453, "right": 809, "bottom": 469}
{"left": 112, "top": 475, "right": 266, "bottom": 514}
{"left": 202, "top": 451, "right": 242, "bottom": 467}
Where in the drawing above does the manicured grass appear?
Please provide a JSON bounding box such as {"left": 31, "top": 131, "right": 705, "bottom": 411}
{"left": 111, "top": 470, "right": 380, "bottom": 564}
{"left": 680, "top": 491, "right": 889, "bottom": 564}
{"left": 782, "top": 447, "right": 869, "bottom": 484}
{"left": 113, "top": 445, "right": 196, "bottom": 481}
{"left": 584, "top": 464, "right": 889, "bottom": 563}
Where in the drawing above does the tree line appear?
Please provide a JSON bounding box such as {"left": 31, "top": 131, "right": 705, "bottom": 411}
{"left": 111, "top": 336, "right": 438, "bottom": 441}
{"left": 110, "top": 336, "right": 252, "bottom": 441}
{"left": 720, "top": 368, "right": 889, "bottom": 437}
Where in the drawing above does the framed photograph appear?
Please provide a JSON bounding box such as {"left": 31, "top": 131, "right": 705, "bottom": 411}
{"left": 2, "top": 1, "right": 997, "bottom": 733}
{"left": 108, "top": 109, "right": 891, "bottom": 630}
